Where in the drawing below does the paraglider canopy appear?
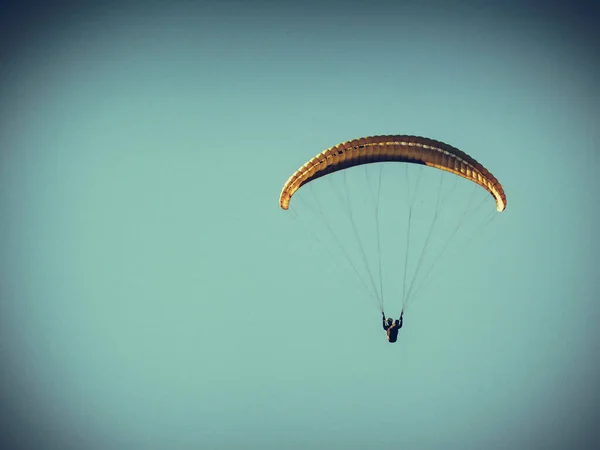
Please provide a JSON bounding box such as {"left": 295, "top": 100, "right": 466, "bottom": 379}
{"left": 279, "top": 135, "right": 506, "bottom": 212}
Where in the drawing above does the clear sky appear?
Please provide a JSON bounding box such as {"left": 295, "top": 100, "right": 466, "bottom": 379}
{"left": 1, "top": 1, "right": 599, "bottom": 449}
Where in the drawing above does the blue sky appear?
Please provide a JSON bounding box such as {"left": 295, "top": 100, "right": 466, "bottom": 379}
{"left": 1, "top": 1, "right": 599, "bottom": 449}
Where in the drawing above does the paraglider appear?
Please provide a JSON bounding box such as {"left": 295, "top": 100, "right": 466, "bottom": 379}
{"left": 279, "top": 135, "right": 506, "bottom": 341}
{"left": 382, "top": 311, "right": 404, "bottom": 343}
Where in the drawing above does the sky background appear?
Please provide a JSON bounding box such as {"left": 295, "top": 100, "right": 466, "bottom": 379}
{"left": 1, "top": 1, "right": 599, "bottom": 449}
